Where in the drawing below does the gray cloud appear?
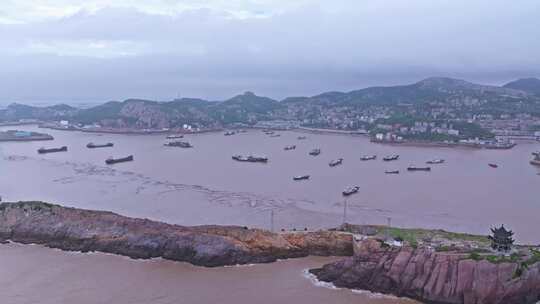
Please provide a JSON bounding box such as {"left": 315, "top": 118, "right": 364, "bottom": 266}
{"left": 0, "top": 0, "right": 539, "bottom": 104}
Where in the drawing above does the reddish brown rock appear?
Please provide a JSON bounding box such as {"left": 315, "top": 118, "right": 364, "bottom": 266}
{"left": 0, "top": 201, "right": 353, "bottom": 267}
{"left": 310, "top": 239, "right": 540, "bottom": 304}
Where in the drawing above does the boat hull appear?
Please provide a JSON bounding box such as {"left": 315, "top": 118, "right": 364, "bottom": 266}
{"left": 38, "top": 146, "right": 67, "bottom": 154}
{"left": 106, "top": 155, "right": 134, "bottom": 165}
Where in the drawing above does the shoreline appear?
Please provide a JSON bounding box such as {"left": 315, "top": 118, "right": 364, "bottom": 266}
{"left": 1, "top": 202, "right": 539, "bottom": 303}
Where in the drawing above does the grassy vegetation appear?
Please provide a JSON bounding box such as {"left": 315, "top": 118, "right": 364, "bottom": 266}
{"left": 377, "top": 226, "right": 490, "bottom": 246}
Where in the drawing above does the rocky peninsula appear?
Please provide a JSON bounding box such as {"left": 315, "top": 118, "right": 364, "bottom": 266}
{"left": 311, "top": 225, "right": 540, "bottom": 304}
{"left": 2, "top": 202, "right": 540, "bottom": 303}
{"left": 0, "top": 201, "right": 352, "bottom": 267}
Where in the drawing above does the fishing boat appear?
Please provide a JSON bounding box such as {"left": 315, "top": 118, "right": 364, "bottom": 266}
{"left": 293, "top": 175, "right": 310, "bottom": 181}
{"left": 407, "top": 166, "right": 431, "bottom": 171}
{"left": 38, "top": 146, "right": 67, "bottom": 154}
{"left": 427, "top": 159, "right": 445, "bottom": 164}
{"left": 105, "top": 155, "right": 133, "bottom": 165}
{"left": 383, "top": 155, "right": 399, "bottom": 161}
{"left": 232, "top": 155, "right": 268, "bottom": 163}
{"left": 164, "top": 141, "right": 193, "bottom": 148}
{"left": 284, "top": 145, "right": 296, "bottom": 151}
{"left": 360, "top": 155, "right": 376, "bottom": 161}
{"left": 329, "top": 158, "right": 344, "bottom": 167}
{"left": 342, "top": 186, "right": 360, "bottom": 196}
{"left": 309, "top": 148, "right": 321, "bottom": 156}
{"left": 531, "top": 152, "right": 540, "bottom": 166}
{"left": 87, "top": 142, "right": 113, "bottom": 149}
{"left": 385, "top": 170, "right": 400, "bottom": 174}
{"left": 166, "top": 134, "right": 184, "bottom": 139}
{"left": 489, "top": 163, "right": 498, "bottom": 168}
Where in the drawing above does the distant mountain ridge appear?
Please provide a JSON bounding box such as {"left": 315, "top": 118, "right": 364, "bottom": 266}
{"left": 503, "top": 77, "right": 540, "bottom": 95}
{"left": 1, "top": 77, "right": 539, "bottom": 128}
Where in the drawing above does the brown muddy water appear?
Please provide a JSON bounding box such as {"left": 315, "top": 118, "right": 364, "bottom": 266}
{"left": 0, "top": 243, "right": 417, "bottom": 304}
{"left": 1, "top": 126, "right": 538, "bottom": 242}
{"left": 0, "top": 126, "right": 538, "bottom": 303}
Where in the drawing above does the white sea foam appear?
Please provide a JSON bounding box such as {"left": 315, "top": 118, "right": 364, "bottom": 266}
{"left": 302, "top": 268, "right": 413, "bottom": 301}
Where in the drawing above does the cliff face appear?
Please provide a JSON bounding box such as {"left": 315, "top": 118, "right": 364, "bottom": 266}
{"left": 310, "top": 239, "right": 540, "bottom": 304}
{"left": 0, "top": 202, "right": 352, "bottom": 267}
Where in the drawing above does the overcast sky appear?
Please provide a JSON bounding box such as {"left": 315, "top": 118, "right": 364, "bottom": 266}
{"left": 1, "top": 0, "right": 539, "bottom": 104}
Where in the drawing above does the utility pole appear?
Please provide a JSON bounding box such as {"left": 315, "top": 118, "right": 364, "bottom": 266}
{"left": 385, "top": 217, "right": 392, "bottom": 241}
{"left": 270, "top": 209, "right": 275, "bottom": 232}
{"left": 342, "top": 199, "right": 348, "bottom": 224}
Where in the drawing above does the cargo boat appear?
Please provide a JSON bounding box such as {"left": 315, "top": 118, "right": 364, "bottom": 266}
{"left": 531, "top": 152, "right": 540, "bottom": 166}
{"left": 106, "top": 155, "right": 133, "bottom": 165}
{"left": 407, "top": 166, "right": 431, "bottom": 171}
{"left": 426, "top": 159, "right": 445, "bottom": 164}
{"left": 383, "top": 155, "right": 399, "bottom": 161}
{"left": 284, "top": 145, "right": 296, "bottom": 151}
{"left": 87, "top": 142, "right": 113, "bottom": 149}
{"left": 293, "top": 175, "right": 310, "bottom": 181}
{"left": 38, "top": 146, "right": 67, "bottom": 154}
{"left": 232, "top": 155, "right": 268, "bottom": 163}
{"left": 164, "top": 141, "right": 193, "bottom": 148}
{"left": 342, "top": 186, "right": 359, "bottom": 196}
{"left": 166, "top": 134, "right": 184, "bottom": 139}
{"left": 329, "top": 158, "right": 343, "bottom": 167}
{"left": 309, "top": 148, "right": 321, "bottom": 156}
{"left": 360, "top": 155, "right": 376, "bottom": 161}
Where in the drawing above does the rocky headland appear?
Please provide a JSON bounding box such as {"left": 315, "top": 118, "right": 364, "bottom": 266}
{"left": 2, "top": 202, "right": 540, "bottom": 303}
{"left": 0, "top": 201, "right": 352, "bottom": 267}
{"left": 310, "top": 226, "right": 540, "bottom": 304}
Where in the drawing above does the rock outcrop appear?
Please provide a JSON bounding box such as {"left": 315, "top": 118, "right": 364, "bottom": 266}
{"left": 310, "top": 239, "right": 540, "bottom": 304}
{"left": 0, "top": 202, "right": 352, "bottom": 267}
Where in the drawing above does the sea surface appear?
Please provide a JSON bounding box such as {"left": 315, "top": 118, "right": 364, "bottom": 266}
{"left": 0, "top": 243, "right": 416, "bottom": 304}
{"left": 0, "top": 125, "right": 539, "bottom": 303}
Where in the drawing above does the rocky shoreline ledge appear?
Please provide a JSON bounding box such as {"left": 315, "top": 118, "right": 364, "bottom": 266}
{"left": 2, "top": 202, "right": 540, "bottom": 303}
{"left": 0, "top": 201, "right": 352, "bottom": 267}
{"left": 310, "top": 225, "right": 540, "bottom": 304}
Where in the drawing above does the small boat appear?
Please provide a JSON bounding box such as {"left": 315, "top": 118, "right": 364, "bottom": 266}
{"left": 270, "top": 134, "right": 281, "bottom": 137}
{"left": 232, "top": 155, "right": 268, "bottom": 163}
{"left": 38, "top": 146, "right": 67, "bottom": 154}
{"left": 531, "top": 152, "right": 540, "bottom": 166}
{"left": 488, "top": 163, "right": 498, "bottom": 168}
{"left": 166, "top": 134, "right": 184, "bottom": 139}
{"left": 87, "top": 142, "right": 113, "bottom": 149}
{"left": 385, "top": 170, "right": 400, "bottom": 174}
{"left": 264, "top": 131, "right": 275, "bottom": 135}
{"left": 329, "top": 158, "right": 344, "bottom": 167}
{"left": 309, "top": 148, "right": 321, "bottom": 156}
{"left": 284, "top": 145, "right": 296, "bottom": 151}
{"left": 360, "top": 155, "right": 376, "bottom": 161}
{"left": 224, "top": 131, "right": 236, "bottom": 136}
{"left": 383, "top": 155, "right": 399, "bottom": 161}
{"left": 164, "top": 141, "right": 193, "bottom": 148}
{"left": 293, "top": 175, "right": 310, "bottom": 181}
{"left": 297, "top": 136, "right": 307, "bottom": 140}
{"left": 407, "top": 166, "right": 431, "bottom": 171}
{"left": 342, "top": 186, "right": 360, "bottom": 196}
{"left": 105, "top": 155, "right": 133, "bottom": 165}
{"left": 427, "top": 159, "right": 445, "bottom": 164}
